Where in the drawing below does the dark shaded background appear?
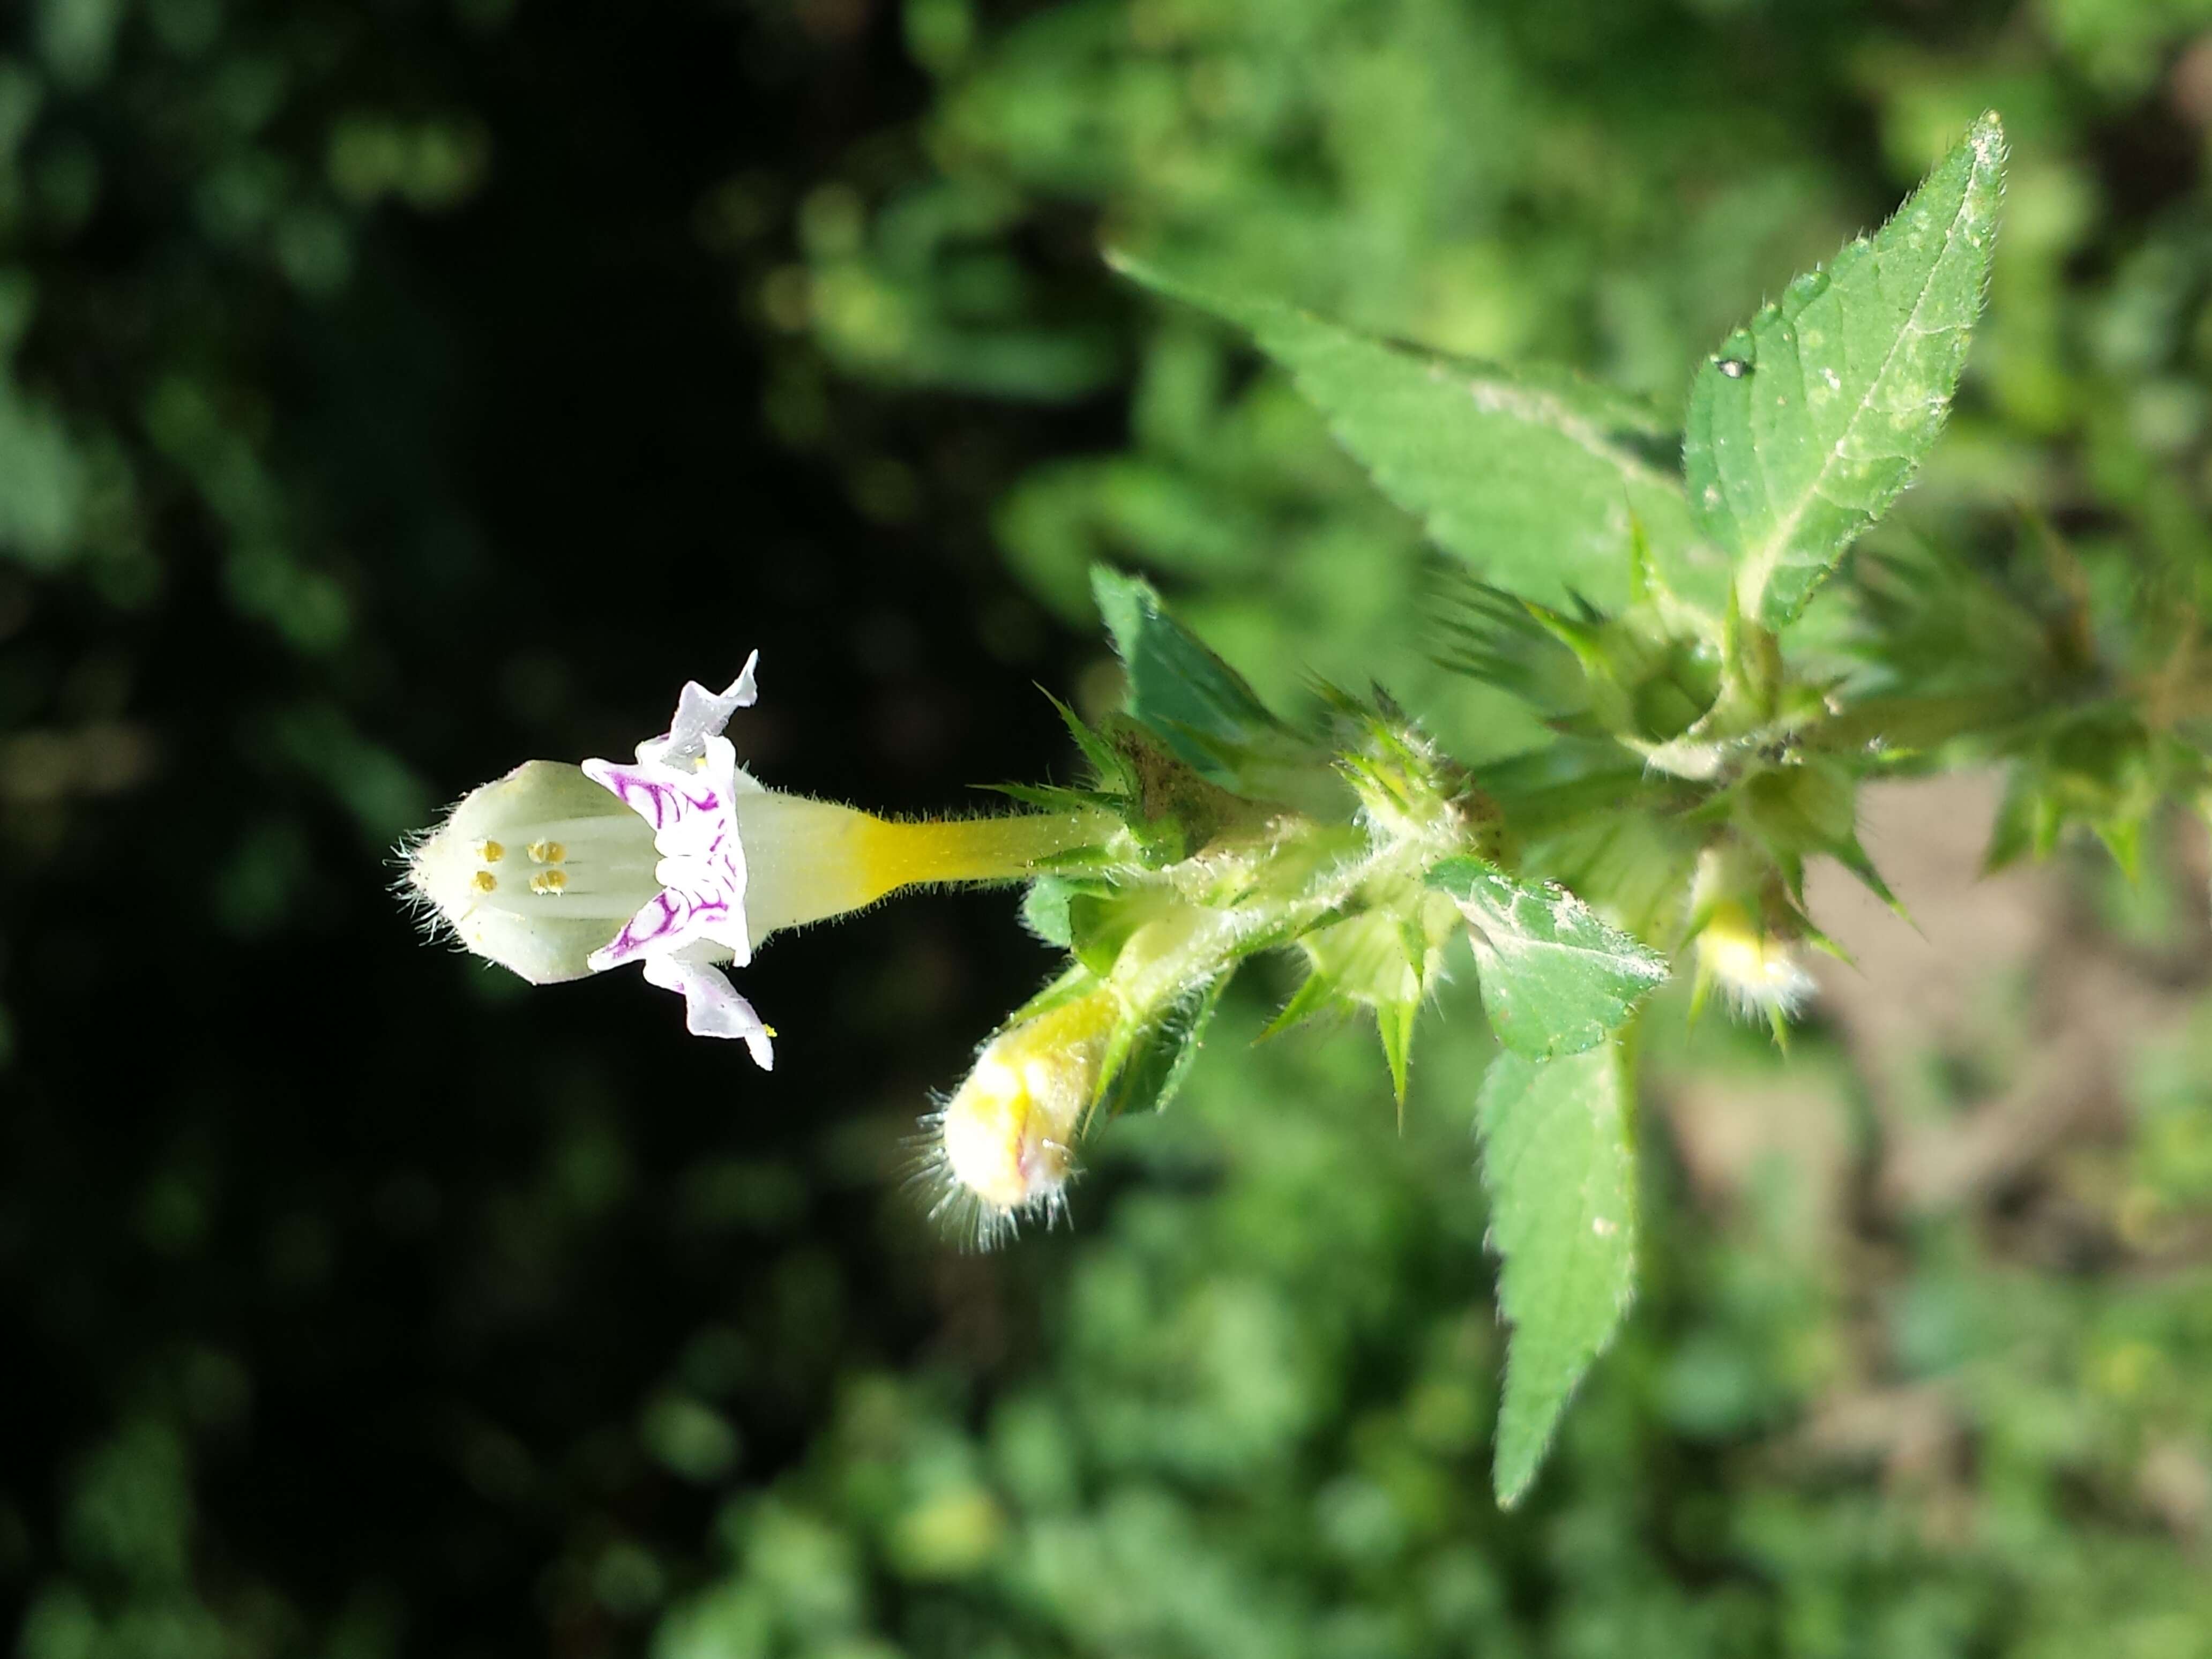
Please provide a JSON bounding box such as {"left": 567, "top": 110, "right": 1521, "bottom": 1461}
{"left": 2, "top": 3, "right": 1101, "bottom": 1649}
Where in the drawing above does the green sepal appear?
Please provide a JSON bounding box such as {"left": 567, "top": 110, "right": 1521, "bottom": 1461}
{"left": 1004, "top": 962, "right": 1102, "bottom": 1030}
{"left": 1093, "top": 975, "right": 1228, "bottom": 1122}
{"left": 2096, "top": 816, "right": 2145, "bottom": 885}
{"left": 1376, "top": 990, "right": 1417, "bottom": 1109}
{"left": 1266, "top": 902, "right": 1446, "bottom": 1104}
{"left": 981, "top": 781, "right": 1125, "bottom": 815}
{"left": 1063, "top": 885, "right": 1182, "bottom": 980}
{"left": 1983, "top": 766, "right": 2051, "bottom": 872}
{"left": 1043, "top": 687, "right": 1134, "bottom": 794}
{"left": 1430, "top": 574, "right": 1600, "bottom": 726}
{"left": 1259, "top": 965, "right": 1342, "bottom": 1041}
{"left": 1728, "top": 758, "right": 1899, "bottom": 914}
{"left": 1829, "top": 831, "right": 1908, "bottom": 921}
{"left": 1022, "top": 875, "right": 1114, "bottom": 948}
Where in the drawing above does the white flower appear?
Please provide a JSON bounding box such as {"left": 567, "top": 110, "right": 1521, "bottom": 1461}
{"left": 406, "top": 660, "right": 1114, "bottom": 1070}
{"left": 408, "top": 659, "right": 776, "bottom": 1067}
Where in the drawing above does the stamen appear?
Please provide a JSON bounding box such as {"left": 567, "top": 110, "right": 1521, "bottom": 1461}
{"left": 529, "top": 870, "right": 569, "bottom": 895}
{"left": 477, "top": 839, "right": 505, "bottom": 862}
{"left": 528, "top": 839, "right": 565, "bottom": 863}
{"left": 471, "top": 870, "right": 498, "bottom": 893}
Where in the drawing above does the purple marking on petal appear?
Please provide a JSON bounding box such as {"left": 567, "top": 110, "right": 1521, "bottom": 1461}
{"left": 590, "top": 869, "right": 744, "bottom": 971}
{"left": 581, "top": 685, "right": 758, "bottom": 977}
{"left": 581, "top": 759, "right": 730, "bottom": 835}
{"left": 582, "top": 751, "right": 751, "bottom": 972}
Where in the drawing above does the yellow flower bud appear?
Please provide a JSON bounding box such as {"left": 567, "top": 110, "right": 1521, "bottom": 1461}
{"left": 922, "top": 988, "right": 1121, "bottom": 1247}
{"left": 1686, "top": 845, "right": 1815, "bottom": 1033}
{"left": 1693, "top": 898, "right": 1814, "bottom": 1023}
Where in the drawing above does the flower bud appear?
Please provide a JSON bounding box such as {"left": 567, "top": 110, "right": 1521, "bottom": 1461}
{"left": 1693, "top": 898, "right": 1814, "bottom": 1021}
{"left": 1687, "top": 845, "right": 1814, "bottom": 1032}
{"left": 924, "top": 988, "right": 1121, "bottom": 1246}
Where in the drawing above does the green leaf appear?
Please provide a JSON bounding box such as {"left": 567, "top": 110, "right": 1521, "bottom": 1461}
{"left": 1108, "top": 252, "right": 1731, "bottom": 619}
{"left": 1090, "top": 565, "right": 1288, "bottom": 782}
{"left": 1684, "top": 114, "right": 2006, "bottom": 629}
{"left": 1429, "top": 858, "right": 1668, "bottom": 1059}
{"left": 1477, "top": 1043, "right": 1638, "bottom": 1507}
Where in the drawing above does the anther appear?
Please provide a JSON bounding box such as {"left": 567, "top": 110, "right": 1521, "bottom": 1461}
{"left": 528, "top": 839, "right": 566, "bottom": 864}
{"left": 529, "top": 870, "right": 569, "bottom": 895}
{"left": 477, "top": 839, "right": 505, "bottom": 862}
{"left": 471, "top": 870, "right": 498, "bottom": 893}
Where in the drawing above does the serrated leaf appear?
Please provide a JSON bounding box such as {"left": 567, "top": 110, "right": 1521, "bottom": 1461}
{"left": 1477, "top": 1043, "right": 1638, "bottom": 1507}
{"left": 1685, "top": 114, "right": 2005, "bottom": 629}
{"left": 1110, "top": 253, "right": 1730, "bottom": 619}
{"left": 1090, "top": 565, "right": 1288, "bottom": 782}
{"left": 1429, "top": 858, "right": 1669, "bottom": 1059}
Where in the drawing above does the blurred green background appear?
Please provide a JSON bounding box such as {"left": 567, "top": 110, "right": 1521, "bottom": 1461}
{"left": 6, "top": 0, "right": 2212, "bottom": 1654}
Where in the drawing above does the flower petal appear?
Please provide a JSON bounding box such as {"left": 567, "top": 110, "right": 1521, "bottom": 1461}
{"left": 581, "top": 742, "right": 752, "bottom": 968}
{"left": 641, "top": 954, "right": 775, "bottom": 1068}
{"left": 641, "top": 654, "right": 759, "bottom": 768}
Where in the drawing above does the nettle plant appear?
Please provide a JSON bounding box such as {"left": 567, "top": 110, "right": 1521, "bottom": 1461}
{"left": 407, "top": 117, "right": 2204, "bottom": 1501}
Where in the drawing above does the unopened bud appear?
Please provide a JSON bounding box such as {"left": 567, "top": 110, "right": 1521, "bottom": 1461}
{"left": 922, "top": 987, "right": 1121, "bottom": 1247}
{"left": 1693, "top": 899, "right": 1814, "bottom": 1021}
{"left": 1687, "top": 846, "right": 1815, "bottom": 1033}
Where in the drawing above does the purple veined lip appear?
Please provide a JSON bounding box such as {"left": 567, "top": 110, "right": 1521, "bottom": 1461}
{"left": 583, "top": 761, "right": 731, "bottom": 834}
{"left": 574, "top": 665, "right": 773, "bottom": 1064}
